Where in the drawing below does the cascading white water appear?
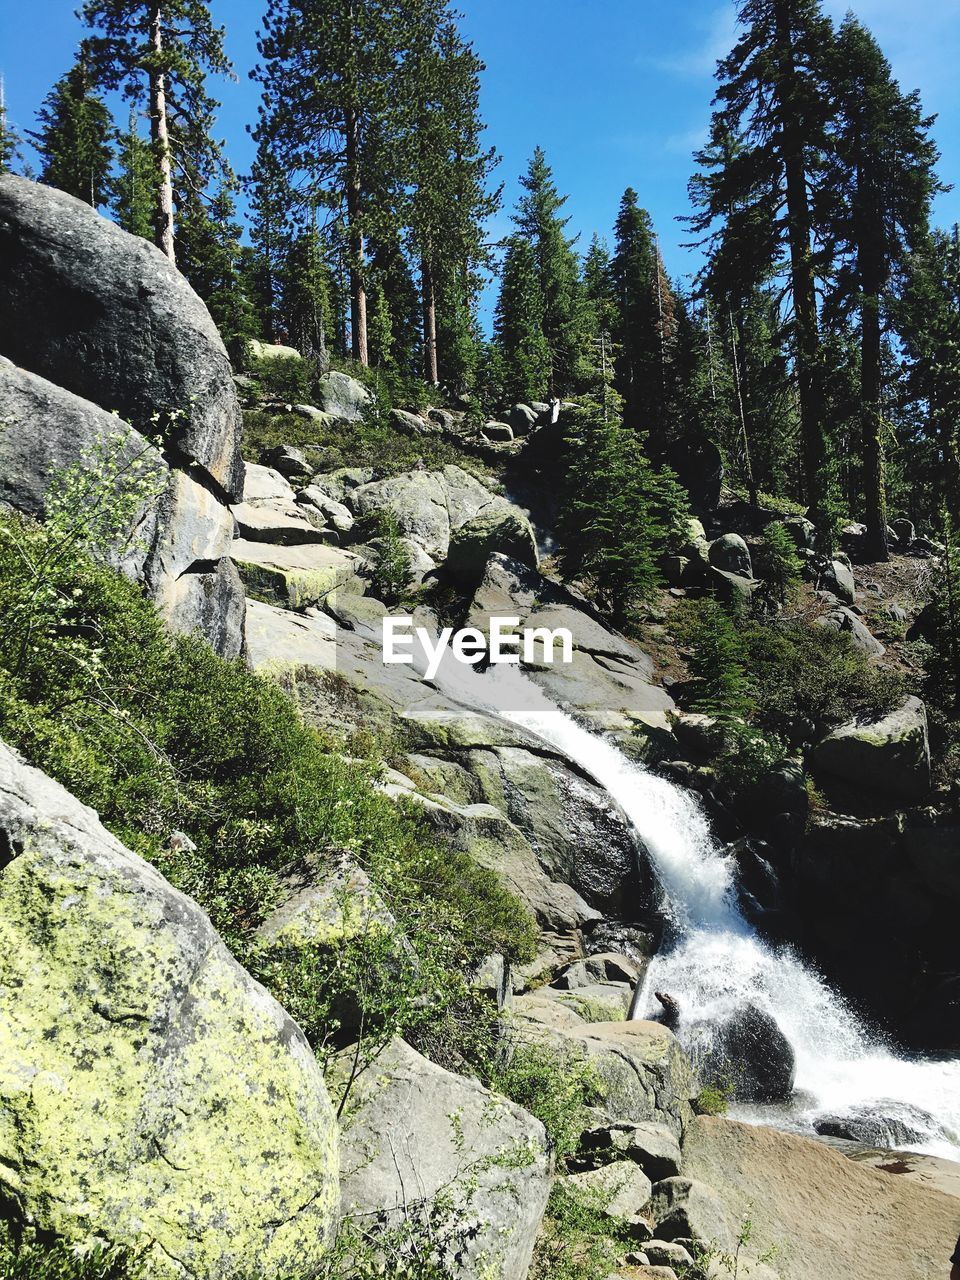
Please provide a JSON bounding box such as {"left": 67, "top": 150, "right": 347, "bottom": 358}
{"left": 426, "top": 648, "right": 960, "bottom": 1160}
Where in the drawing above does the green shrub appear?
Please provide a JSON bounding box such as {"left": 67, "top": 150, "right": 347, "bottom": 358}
{"left": 369, "top": 511, "right": 415, "bottom": 604}
{"left": 753, "top": 522, "right": 803, "bottom": 603}
{"left": 529, "top": 1179, "right": 630, "bottom": 1280}
{"left": 672, "top": 599, "right": 755, "bottom": 722}
{"left": 485, "top": 1042, "right": 600, "bottom": 1161}
{"left": 246, "top": 351, "right": 318, "bottom": 403}
{"left": 0, "top": 1227, "right": 138, "bottom": 1280}
{"left": 694, "top": 1082, "right": 731, "bottom": 1116}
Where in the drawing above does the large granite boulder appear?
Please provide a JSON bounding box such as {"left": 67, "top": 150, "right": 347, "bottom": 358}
{"left": 350, "top": 465, "right": 522, "bottom": 564}
{"left": 337, "top": 1038, "right": 551, "bottom": 1280}
{"left": 696, "top": 1004, "right": 796, "bottom": 1103}
{"left": 0, "top": 740, "right": 340, "bottom": 1277}
{"left": 812, "top": 695, "right": 931, "bottom": 802}
{"left": 445, "top": 508, "right": 539, "bottom": 582}
{"left": 0, "top": 359, "right": 245, "bottom": 658}
{"left": 0, "top": 175, "right": 243, "bottom": 499}
{"left": 316, "top": 370, "right": 372, "bottom": 422}
{"left": 709, "top": 533, "right": 752, "bottom": 579}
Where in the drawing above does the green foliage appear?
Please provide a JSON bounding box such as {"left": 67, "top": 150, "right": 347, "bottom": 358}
{"left": 0, "top": 449, "right": 535, "bottom": 1085}
{"left": 674, "top": 600, "right": 904, "bottom": 754}
{"left": 241, "top": 404, "right": 492, "bottom": 482}
{"left": 529, "top": 1178, "right": 630, "bottom": 1280}
{"left": 673, "top": 599, "right": 755, "bottom": 722}
{"left": 111, "top": 110, "right": 156, "bottom": 240}
{"left": 513, "top": 146, "right": 584, "bottom": 396}
{"left": 246, "top": 351, "right": 317, "bottom": 403}
{"left": 177, "top": 181, "right": 260, "bottom": 357}
{"left": 556, "top": 401, "right": 689, "bottom": 622}
{"left": 0, "top": 1227, "right": 137, "bottom": 1280}
{"left": 30, "top": 55, "right": 113, "bottom": 206}
{"left": 754, "top": 522, "right": 803, "bottom": 603}
{"left": 369, "top": 510, "right": 414, "bottom": 604}
{"left": 695, "top": 1082, "right": 731, "bottom": 1116}
{"left": 493, "top": 234, "right": 551, "bottom": 405}
{"left": 485, "top": 1041, "right": 599, "bottom": 1161}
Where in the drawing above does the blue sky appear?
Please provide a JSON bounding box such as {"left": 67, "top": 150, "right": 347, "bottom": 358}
{"left": 3, "top": 0, "right": 959, "bottom": 301}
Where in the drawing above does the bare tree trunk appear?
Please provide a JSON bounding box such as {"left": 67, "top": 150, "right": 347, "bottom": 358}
{"left": 344, "top": 103, "right": 368, "bottom": 366}
{"left": 861, "top": 291, "right": 888, "bottom": 561}
{"left": 148, "top": 4, "right": 175, "bottom": 263}
{"left": 775, "top": 0, "right": 827, "bottom": 548}
{"left": 422, "top": 250, "right": 439, "bottom": 384}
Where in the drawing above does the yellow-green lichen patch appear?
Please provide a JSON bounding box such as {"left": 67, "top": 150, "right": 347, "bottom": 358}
{"left": 0, "top": 745, "right": 340, "bottom": 1279}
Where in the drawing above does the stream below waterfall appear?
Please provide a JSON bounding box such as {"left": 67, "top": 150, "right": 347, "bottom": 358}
{"left": 426, "top": 649, "right": 960, "bottom": 1162}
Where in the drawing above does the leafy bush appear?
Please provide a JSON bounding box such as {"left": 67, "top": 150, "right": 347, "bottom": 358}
{"left": 672, "top": 600, "right": 904, "bottom": 753}
{"left": 529, "top": 1178, "right": 630, "bottom": 1280}
{"left": 246, "top": 350, "right": 318, "bottom": 403}
{"left": 753, "top": 522, "right": 803, "bottom": 603}
{"left": 0, "top": 1228, "right": 137, "bottom": 1280}
{"left": 484, "top": 1041, "right": 600, "bottom": 1161}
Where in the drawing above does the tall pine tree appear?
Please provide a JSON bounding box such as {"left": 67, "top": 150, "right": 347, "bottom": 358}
{"left": 81, "top": 0, "right": 232, "bottom": 262}
{"left": 691, "top": 0, "right": 835, "bottom": 542}
{"left": 113, "top": 108, "right": 156, "bottom": 238}
{"left": 514, "top": 147, "right": 583, "bottom": 396}
{"left": 824, "top": 16, "right": 941, "bottom": 559}
{"left": 30, "top": 53, "right": 113, "bottom": 206}
{"left": 611, "top": 189, "right": 678, "bottom": 446}
{"left": 254, "top": 0, "right": 401, "bottom": 365}
{"left": 493, "top": 235, "right": 551, "bottom": 405}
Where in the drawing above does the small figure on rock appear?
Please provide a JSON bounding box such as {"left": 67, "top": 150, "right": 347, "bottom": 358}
{"left": 654, "top": 990, "right": 681, "bottom": 1031}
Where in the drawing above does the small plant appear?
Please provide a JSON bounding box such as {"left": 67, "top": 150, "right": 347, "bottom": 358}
{"left": 753, "top": 521, "right": 804, "bottom": 603}
{"left": 694, "top": 1081, "right": 732, "bottom": 1116}
{"left": 485, "top": 1041, "right": 600, "bottom": 1161}
{"left": 369, "top": 510, "right": 414, "bottom": 604}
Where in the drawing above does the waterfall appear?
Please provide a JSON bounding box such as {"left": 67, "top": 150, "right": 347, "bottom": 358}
{"left": 428, "top": 651, "right": 960, "bottom": 1161}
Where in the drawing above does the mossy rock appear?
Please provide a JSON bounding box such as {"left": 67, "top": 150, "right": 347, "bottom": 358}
{"left": 0, "top": 740, "right": 339, "bottom": 1278}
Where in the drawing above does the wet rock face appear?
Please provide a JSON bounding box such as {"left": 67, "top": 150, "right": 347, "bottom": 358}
{"left": 694, "top": 1003, "right": 797, "bottom": 1104}
{"left": 0, "top": 740, "right": 340, "bottom": 1277}
{"left": 0, "top": 175, "right": 244, "bottom": 500}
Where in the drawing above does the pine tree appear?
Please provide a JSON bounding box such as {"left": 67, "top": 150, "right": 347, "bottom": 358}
{"left": 254, "top": 0, "right": 402, "bottom": 366}
{"left": 176, "top": 180, "right": 258, "bottom": 358}
{"left": 246, "top": 134, "right": 293, "bottom": 343}
{"left": 580, "top": 234, "right": 619, "bottom": 402}
{"left": 683, "top": 599, "right": 754, "bottom": 721}
{"left": 112, "top": 110, "right": 156, "bottom": 238}
{"left": 514, "top": 147, "right": 583, "bottom": 396}
{"left": 823, "top": 16, "right": 942, "bottom": 560}
{"left": 493, "top": 236, "right": 551, "bottom": 405}
{"left": 611, "top": 189, "right": 678, "bottom": 445}
{"left": 556, "top": 401, "right": 689, "bottom": 622}
{"left": 279, "top": 220, "right": 335, "bottom": 364}
{"left": 401, "top": 5, "right": 500, "bottom": 389}
{"left": 30, "top": 53, "right": 113, "bottom": 206}
{"left": 81, "top": 0, "right": 232, "bottom": 262}
{"left": 0, "top": 78, "right": 25, "bottom": 175}
{"left": 690, "top": 0, "right": 836, "bottom": 543}
{"left": 898, "top": 228, "right": 960, "bottom": 522}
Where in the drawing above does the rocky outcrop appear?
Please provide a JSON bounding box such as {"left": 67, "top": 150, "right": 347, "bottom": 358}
{"left": 0, "top": 358, "right": 245, "bottom": 658}
{"left": 812, "top": 694, "right": 931, "bottom": 802}
{"left": 337, "top": 1038, "right": 551, "bottom": 1280}
{"left": 446, "top": 508, "right": 539, "bottom": 582}
{"left": 0, "top": 178, "right": 246, "bottom": 657}
{"left": 0, "top": 740, "right": 340, "bottom": 1277}
{"left": 682, "top": 1116, "right": 960, "bottom": 1280}
{"left": 0, "top": 175, "right": 243, "bottom": 499}
{"left": 467, "top": 554, "right": 675, "bottom": 752}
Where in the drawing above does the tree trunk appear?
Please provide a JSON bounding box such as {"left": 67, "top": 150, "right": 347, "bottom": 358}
{"left": 148, "top": 4, "right": 175, "bottom": 263}
{"left": 422, "top": 251, "right": 439, "bottom": 384}
{"left": 344, "top": 103, "right": 368, "bottom": 366}
{"left": 774, "top": 0, "right": 827, "bottom": 548}
{"left": 860, "top": 289, "right": 888, "bottom": 560}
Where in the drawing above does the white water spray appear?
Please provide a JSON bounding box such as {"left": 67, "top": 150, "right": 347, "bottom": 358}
{"left": 426, "top": 647, "right": 960, "bottom": 1160}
